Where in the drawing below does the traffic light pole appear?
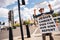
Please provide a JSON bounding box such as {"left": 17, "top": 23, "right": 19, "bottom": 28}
{"left": 18, "top": 0, "right": 24, "bottom": 40}
{"left": 8, "top": 10, "right": 13, "bottom": 40}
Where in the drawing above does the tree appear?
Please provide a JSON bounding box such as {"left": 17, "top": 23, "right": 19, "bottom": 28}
{"left": 14, "top": 21, "right": 20, "bottom": 27}
{"left": 14, "top": 23, "right": 20, "bottom": 27}
{"left": 52, "top": 13, "right": 58, "bottom": 17}
{"left": 24, "top": 20, "right": 30, "bottom": 25}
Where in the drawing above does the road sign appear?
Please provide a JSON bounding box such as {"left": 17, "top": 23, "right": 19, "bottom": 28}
{"left": 37, "top": 14, "right": 58, "bottom": 34}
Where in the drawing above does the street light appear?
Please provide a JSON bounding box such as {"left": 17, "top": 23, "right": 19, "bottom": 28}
{"left": 18, "top": 0, "right": 25, "bottom": 40}
{"left": 22, "top": 0, "right": 25, "bottom": 5}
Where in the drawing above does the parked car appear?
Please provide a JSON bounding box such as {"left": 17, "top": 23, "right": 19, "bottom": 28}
{"left": 0, "top": 25, "right": 6, "bottom": 30}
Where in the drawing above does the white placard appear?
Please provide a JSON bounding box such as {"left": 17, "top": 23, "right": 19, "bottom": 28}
{"left": 37, "top": 14, "right": 57, "bottom": 34}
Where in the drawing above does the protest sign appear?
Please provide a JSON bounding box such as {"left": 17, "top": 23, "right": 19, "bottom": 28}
{"left": 37, "top": 14, "right": 57, "bottom": 34}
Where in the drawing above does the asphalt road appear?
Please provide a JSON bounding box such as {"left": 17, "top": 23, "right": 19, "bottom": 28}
{"left": 0, "top": 25, "right": 60, "bottom": 40}
{"left": 0, "top": 25, "right": 37, "bottom": 40}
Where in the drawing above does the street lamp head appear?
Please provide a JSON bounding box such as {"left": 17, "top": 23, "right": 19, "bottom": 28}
{"left": 22, "top": 0, "right": 25, "bottom": 5}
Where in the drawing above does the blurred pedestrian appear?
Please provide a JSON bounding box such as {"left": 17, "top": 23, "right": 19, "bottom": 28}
{"left": 56, "top": 19, "right": 60, "bottom": 31}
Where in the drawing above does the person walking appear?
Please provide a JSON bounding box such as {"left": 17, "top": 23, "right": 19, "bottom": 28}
{"left": 56, "top": 19, "right": 60, "bottom": 31}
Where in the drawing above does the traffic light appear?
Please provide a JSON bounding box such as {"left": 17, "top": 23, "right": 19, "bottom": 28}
{"left": 22, "top": 0, "right": 25, "bottom": 5}
{"left": 8, "top": 10, "right": 12, "bottom": 21}
{"left": 8, "top": 10, "right": 14, "bottom": 27}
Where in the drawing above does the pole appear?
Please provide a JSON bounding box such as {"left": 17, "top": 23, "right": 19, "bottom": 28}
{"left": 18, "top": 0, "right": 24, "bottom": 40}
{"left": 26, "top": 24, "right": 31, "bottom": 38}
{"left": 9, "top": 27, "right": 13, "bottom": 40}
{"left": 8, "top": 10, "right": 13, "bottom": 40}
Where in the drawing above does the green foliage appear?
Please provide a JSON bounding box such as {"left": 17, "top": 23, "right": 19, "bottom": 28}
{"left": 24, "top": 20, "right": 30, "bottom": 25}
{"left": 52, "top": 13, "right": 58, "bottom": 17}
{"left": 14, "top": 23, "right": 20, "bottom": 27}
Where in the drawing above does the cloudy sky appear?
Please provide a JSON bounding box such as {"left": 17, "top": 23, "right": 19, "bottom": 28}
{"left": 0, "top": 0, "right": 60, "bottom": 26}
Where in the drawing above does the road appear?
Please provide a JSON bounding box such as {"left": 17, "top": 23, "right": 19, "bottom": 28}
{"left": 0, "top": 25, "right": 37, "bottom": 40}
{"left": 0, "top": 25, "right": 60, "bottom": 40}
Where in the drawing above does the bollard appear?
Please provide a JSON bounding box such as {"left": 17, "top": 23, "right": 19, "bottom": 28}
{"left": 26, "top": 24, "right": 31, "bottom": 38}
{"left": 9, "top": 27, "right": 13, "bottom": 40}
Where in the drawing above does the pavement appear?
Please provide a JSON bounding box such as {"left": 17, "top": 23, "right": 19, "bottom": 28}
{"left": 0, "top": 25, "right": 37, "bottom": 40}
{"left": 0, "top": 25, "right": 60, "bottom": 40}
{"left": 2, "top": 33, "right": 60, "bottom": 40}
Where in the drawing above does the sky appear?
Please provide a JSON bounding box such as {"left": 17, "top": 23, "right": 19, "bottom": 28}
{"left": 0, "top": 0, "right": 60, "bottom": 26}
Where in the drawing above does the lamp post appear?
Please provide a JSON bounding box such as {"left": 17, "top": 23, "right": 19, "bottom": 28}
{"left": 17, "top": 0, "right": 25, "bottom": 40}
